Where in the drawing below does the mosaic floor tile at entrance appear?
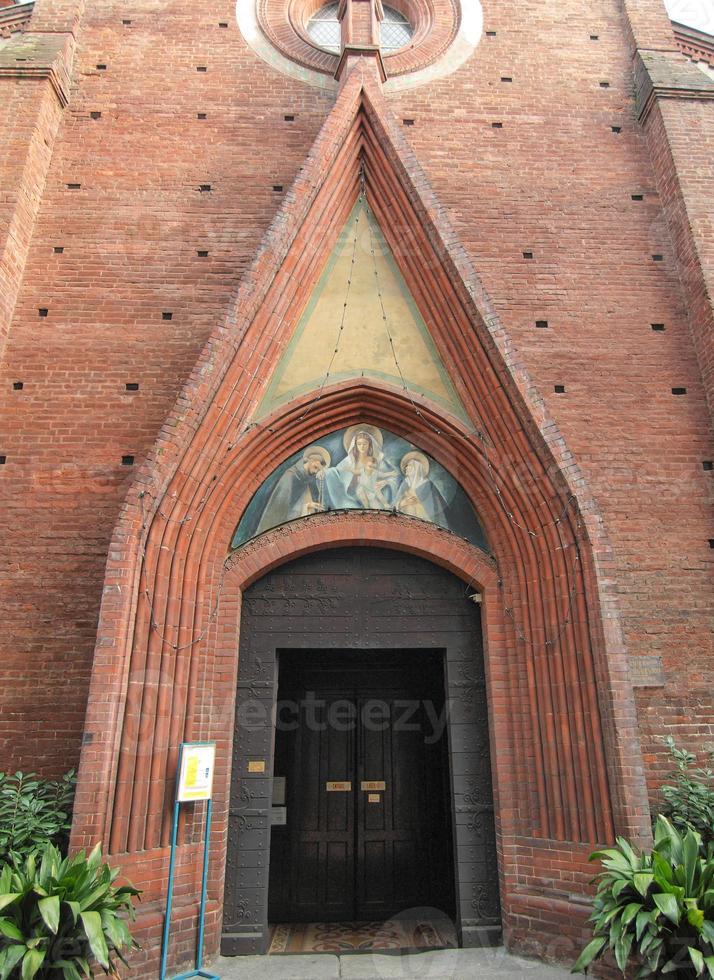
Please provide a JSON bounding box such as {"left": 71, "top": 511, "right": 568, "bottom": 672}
{"left": 268, "top": 919, "right": 458, "bottom": 954}
{"left": 216, "top": 946, "right": 572, "bottom": 979}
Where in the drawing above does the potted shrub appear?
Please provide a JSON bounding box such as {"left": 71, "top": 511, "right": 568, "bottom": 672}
{"left": 0, "top": 841, "right": 140, "bottom": 980}
{"left": 573, "top": 816, "right": 714, "bottom": 978}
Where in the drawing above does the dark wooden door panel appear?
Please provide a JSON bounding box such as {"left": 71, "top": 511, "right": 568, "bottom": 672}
{"left": 356, "top": 695, "right": 433, "bottom": 918}
{"left": 273, "top": 653, "right": 452, "bottom": 922}
{"left": 288, "top": 693, "right": 354, "bottom": 920}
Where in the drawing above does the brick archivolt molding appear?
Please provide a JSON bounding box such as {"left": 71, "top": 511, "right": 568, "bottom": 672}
{"left": 236, "top": 0, "right": 482, "bottom": 91}
{"left": 71, "top": 63, "right": 653, "bottom": 968}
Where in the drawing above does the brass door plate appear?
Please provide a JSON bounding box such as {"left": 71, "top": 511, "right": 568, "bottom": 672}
{"left": 367, "top": 793, "right": 381, "bottom": 803}
{"left": 326, "top": 781, "right": 352, "bottom": 792}
{"left": 248, "top": 760, "right": 265, "bottom": 773}
{"left": 361, "top": 780, "right": 386, "bottom": 791}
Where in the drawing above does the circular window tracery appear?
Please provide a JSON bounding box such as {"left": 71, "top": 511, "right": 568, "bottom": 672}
{"left": 306, "top": 1, "right": 414, "bottom": 54}
{"left": 380, "top": 6, "right": 413, "bottom": 52}
{"left": 246, "top": 0, "right": 481, "bottom": 89}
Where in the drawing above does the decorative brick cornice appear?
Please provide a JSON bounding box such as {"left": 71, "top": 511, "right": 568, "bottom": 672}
{"left": 672, "top": 19, "right": 714, "bottom": 69}
{"left": 635, "top": 47, "right": 714, "bottom": 123}
{"left": 0, "top": 0, "right": 34, "bottom": 39}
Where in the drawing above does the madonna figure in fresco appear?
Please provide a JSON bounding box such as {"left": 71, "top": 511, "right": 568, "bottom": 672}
{"left": 322, "top": 424, "right": 399, "bottom": 510}
{"left": 395, "top": 451, "right": 448, "bottom": 524}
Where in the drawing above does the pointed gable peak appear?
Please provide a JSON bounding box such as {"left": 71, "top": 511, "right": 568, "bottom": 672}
{"left": 257, "top": 197, "right": 469, "bottom": 422}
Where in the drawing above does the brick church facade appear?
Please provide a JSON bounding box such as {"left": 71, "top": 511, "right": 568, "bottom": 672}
{"left": 1, "top": 0, "right": 713, "bottom": 972}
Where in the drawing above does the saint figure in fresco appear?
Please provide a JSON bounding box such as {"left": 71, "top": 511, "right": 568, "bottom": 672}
{"left": 395, "top": 451, "right": 448, "bottom": 525}
{"left": 322, "top": 424, "right": 399, "bottom": 510}
{"left": 255, "top": 446, "right": 331, "bottom": 534}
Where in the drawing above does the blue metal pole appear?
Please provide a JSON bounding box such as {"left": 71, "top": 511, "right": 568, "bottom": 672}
{"left": 195, "top": 798, "right": 212, "bottom": 971}
{"left": 160, "top": 798, "right": 181, "bottom": 980}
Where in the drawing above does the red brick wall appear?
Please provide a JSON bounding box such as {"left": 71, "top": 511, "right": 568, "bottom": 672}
{"left": 0, "top": 0, "right": 713, "bottom": 968}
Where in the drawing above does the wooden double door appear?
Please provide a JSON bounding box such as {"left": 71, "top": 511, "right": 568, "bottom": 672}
{"left": 268, "top": 650, "right": 455, "bottom": 922}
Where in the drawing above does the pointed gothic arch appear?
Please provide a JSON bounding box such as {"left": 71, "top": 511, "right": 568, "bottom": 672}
{"left": 71, "top": 59, "right": 651, "bottom": 971}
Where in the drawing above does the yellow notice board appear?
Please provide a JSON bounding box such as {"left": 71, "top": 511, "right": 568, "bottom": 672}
{"left": 177, "top": 743, "right": 216, "bottom": 802}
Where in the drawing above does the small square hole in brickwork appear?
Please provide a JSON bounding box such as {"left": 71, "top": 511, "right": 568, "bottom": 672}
{"left": 500, "top": 76, "right": 512, "bottom": 82}
{"left": 284, "top": 114, "right": 295, "bottom": 121}
{"left": 632, "top": 193, "right": 643, "bottom": 201}
{"left": 125, "top": 382, "right": 139, "bottom": 391}
{"left": 492, "top": 122, "right": 503, "bottom": 128}
{"left": 273, "top": 185, "right": 283, "bottom": 192}
{"left": 38, "top": 308, "right": 48, "bottom": 317}
{"left": 703, "top": 461, "right": 713, "bottom": 471}
{"left": 96, "top": 64, "right": 107, "bottom": 70}
{"left": 709, "top": 540, "right": 714, "bottom": 549}
{"left": 122, "top": 19, "right": 131, "bottom": 25}
{"left": 672, "top": 387, "right": 687, "bottom": 395}
{"left": 0, "top": 456, "right": 6, "bottom": 465}
{"left": 535, "top": 320, "right": 549, "bottom": 329}
{"left": 611, "top": 125, "right": 622, "bottom": 133}
{"left": 651, "top": 323, "right": 665, "bottom": 331}
{"left": 554, "top": 385, "right": 566, "bottom": 393}
{"left": 590, "top": 34, "right": 599, "bottom": 40}
{"left": 196, "top": 66, "right": 207, "bottom": 72}
{"left": 13, "top": 382, "right": 23, "bottom": 390}
{"left": 53, "top": 246, "right": 64, "bottom": 253}
{"left": 653, "top": 254, "right": 663, "bottom": 262}
{"left": 197, "top": 113, "right": 207, "bottom": 119}
{"left": 121, "top": 455, "right": 135, "bottom": 466}
{"left": 218, "top": 21, "right": 228, "bottom": 27}
{"left": 523, "top": 251, "right": 533, "bottom": 259}
{"left": 599, "top": 81, "right": 610, "bottom": 88}
{"left": 197, "top": 249, "right": 208, "bottom": 257}
{"left": 403, "top": 118, "right": 415, "bottom": 126}
{"left": 199, "top": 184, "right": 211, "bottom": 192}
{"left": 486, "top": 30, "right": 497, "bottom": 36}
{"left": 162, "top": 311, "right": 173, "bottom": 320}
{"left": 90, "top": 111, "right": 101, "bottom": 119}
{"left": 67, "top": 183, "right": 81, "bottom": 190}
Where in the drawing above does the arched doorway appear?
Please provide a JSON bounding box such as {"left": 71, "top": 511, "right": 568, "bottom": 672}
{"left": 221, "top": 547, "right": 500, "bottom": 955}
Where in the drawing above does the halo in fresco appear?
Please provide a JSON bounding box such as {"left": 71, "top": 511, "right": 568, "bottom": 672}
{"left": 230, "top": 425, "right": 489, "bottom": 552}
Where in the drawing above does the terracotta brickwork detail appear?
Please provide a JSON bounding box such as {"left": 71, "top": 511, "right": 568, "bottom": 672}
{"left": 0, "top": 0, "right": 713, "bottom": 972}
{"left": 61, "top": 60, "right": 658, "bottom": 973}
{"left": 258, "top": 0, "right": 458, "bottom": 77}
{"left": 673, "top": 21, "right": 714, "bottom": 70}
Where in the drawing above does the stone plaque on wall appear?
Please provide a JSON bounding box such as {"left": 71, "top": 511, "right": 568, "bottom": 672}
{"left": 629, "top": 655, "right": 666, "bottom": 688}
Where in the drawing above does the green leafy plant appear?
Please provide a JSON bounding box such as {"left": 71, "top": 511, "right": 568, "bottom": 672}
{"left": 659, "top": 738, "right": 714, "bottom": 846}
{"left": 0, "top": 773, "right": 77, "bottom": 862}
{"left": 0, "top": 841, "right": 140, "bottom": 980}
{"left": 572, "top": 816, "right": 714, "bottom": 978}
